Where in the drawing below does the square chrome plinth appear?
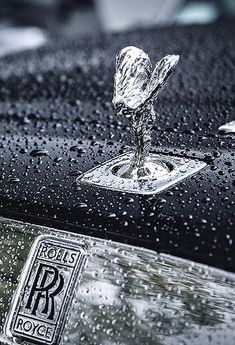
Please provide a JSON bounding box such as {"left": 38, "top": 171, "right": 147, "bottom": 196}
{"left": 77, "top": 153, "right": 206, "bottom": 195}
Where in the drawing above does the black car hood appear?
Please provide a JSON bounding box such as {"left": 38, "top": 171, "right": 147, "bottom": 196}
{"left": 0, "top": 20, "right": 234, "bottom": 271}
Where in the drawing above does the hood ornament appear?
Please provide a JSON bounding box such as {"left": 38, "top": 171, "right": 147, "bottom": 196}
{"left": 112, "top": 46, "right": 179, "bottom": 179}
{"left": 77, "top": 46, "right": 206, "bottom": 195}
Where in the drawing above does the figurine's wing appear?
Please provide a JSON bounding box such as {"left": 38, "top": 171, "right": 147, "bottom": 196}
{"left": 113, "top": 46, "right": 152, "bottom": 111}
{"left": 146, "top": 54, "right": 179, "bottom": 102}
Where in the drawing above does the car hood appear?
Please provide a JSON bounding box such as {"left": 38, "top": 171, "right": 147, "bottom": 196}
{"left": 0, "top": 19, "right": 234, "bottom": 272}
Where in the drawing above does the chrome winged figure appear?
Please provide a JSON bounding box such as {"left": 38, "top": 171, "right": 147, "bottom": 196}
{"left": 113, "top": 46, "right": 179, "bottom": 178}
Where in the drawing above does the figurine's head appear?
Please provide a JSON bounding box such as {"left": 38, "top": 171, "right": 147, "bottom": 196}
{"left": 112, "top": 46, "right": 179, "bottom": 118}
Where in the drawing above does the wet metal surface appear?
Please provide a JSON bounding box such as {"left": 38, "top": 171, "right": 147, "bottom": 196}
{"left": 0, "top": 218, "right": 235, "bottom": 345}
{"left": 77, "top": 152, "right": 206, "bottom": 194}
{"left": 112, "top": 46, "right": 179, "bottom": 179}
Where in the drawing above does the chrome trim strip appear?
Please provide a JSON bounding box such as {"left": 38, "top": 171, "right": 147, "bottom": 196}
{"left": 0, "top": 217, "right": 235, "bottom": 345}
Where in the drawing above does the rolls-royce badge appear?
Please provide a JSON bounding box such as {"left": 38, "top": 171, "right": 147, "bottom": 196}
{"left": 5, "top": 235, "right": 88, "bottom": 344}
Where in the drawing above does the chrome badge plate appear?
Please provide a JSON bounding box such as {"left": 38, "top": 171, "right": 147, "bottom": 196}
{"left": 5, "top": 235, "right": 88, "bottom": 345}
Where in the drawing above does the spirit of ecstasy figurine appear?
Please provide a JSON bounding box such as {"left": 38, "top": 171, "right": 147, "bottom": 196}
{"left": 112, "top": 46, "right": 179, "bottom": 178}
{"left": 78, "top": 47, "right": 206, "bottom": 194}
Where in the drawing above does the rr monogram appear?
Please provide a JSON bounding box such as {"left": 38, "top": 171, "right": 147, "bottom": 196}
{"left": 25, "top": 263, "right": 64, "bottom": 320}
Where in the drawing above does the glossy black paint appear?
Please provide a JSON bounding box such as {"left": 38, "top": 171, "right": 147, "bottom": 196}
{"left": 0, "top": 20, "right": 234, "bottom": 272}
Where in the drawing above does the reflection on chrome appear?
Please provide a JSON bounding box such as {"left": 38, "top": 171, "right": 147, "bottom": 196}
{"left": 112, "top": 46, "right": 179, "bottom": 179}
{"left": 0, "top": 217, "right": 235, "bottom": 345}
{"left": 219, "top": 120, "right": 235, "bottom": 134}
{"left": 78, "top": 152, "right": 206, "bottom": 195}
